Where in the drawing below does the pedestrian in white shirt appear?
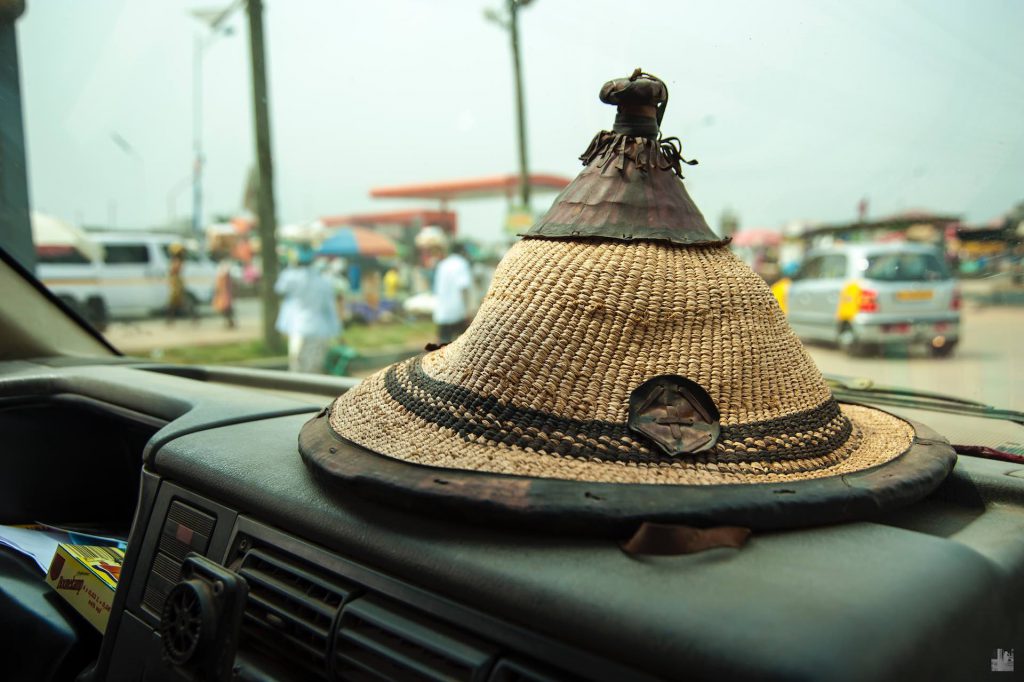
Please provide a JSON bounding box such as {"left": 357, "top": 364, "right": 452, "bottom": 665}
{"left": 275, "top": 248, "right": 340, "bottom": 373}
{"left": 432, "top": 242, "right": 474, "bottom": 344}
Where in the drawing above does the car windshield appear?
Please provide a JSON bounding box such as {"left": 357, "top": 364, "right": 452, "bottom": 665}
{"left": 861, "top": 253, "right": 951, "bottom": 282}
{"left": 2, "top": 1, "right": 1022, "bottom": 411}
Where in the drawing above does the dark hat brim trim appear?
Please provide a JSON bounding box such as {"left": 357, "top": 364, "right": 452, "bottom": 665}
{"left": 385, "top": 356, "right": 853, "bottom": 468}
{"left": 298, "top": 405, "right": 956, "bottom": 535}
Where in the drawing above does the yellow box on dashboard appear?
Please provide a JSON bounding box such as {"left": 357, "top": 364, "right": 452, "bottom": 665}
{"left": 45, "top": 544, "right": 124, "bottom": 633}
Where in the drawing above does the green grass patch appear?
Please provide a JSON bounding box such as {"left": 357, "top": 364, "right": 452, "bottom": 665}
{"left": 154, "top": 339, "right": 278, "bottom": 365}
{"left": 343, "top": 319, "right": 436, "bottom": 351}
{"left": 153, "top": 319, "right": 436, "bottom": 366}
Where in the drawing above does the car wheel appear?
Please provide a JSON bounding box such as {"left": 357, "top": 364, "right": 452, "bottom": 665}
{"left": 929, "top": 340, "right": 957, "bottom": 358}
{"left": 837, "top": 324, "right": 866, "bottom": 357}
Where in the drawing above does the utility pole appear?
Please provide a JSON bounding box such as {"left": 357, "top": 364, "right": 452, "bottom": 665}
{"left": 246, "top": 0, "right": 282, "bottom": 353}
{"left": 508, "top": 0, "right": 530, "bottom": 210}
{"left": 486, "top": 0, "right": 533, "bottom": 211}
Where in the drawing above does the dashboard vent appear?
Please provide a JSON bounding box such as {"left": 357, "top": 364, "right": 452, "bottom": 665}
{"left": 334, "top": 596, "right": 498, "bottom": 681}
{"left": 141, "top": 500, "right": 215, "bottom": 616}
{"left": 238, "top": 546, "right": 356, "bottom": 680}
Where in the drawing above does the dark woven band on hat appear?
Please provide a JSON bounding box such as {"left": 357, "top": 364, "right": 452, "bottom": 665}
{"left": 383, "top": 356, "right": 853, "bottom": 467}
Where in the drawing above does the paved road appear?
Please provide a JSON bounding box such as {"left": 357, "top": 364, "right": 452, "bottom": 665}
{"left": 105, "top": 298, "right": 264, "bottom": 356}
{"left": 106, "top": 298, "right": 1022, "bottom": 409}
{"left": 804, "top": 305, "right": 1023, "bottom": 409}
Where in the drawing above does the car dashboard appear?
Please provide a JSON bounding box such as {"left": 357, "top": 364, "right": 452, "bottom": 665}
{"left": 2, "top": 358, "right": 1023, "bottom": 682}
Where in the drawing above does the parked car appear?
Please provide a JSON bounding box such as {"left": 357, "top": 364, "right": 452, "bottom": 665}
{"left": 37, "top": 232, "right": 217, "bottom": 328}
{"left": 771, "top": 243, "right": 961, "bottom": 357}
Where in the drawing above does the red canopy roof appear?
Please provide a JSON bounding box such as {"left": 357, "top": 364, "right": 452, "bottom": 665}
{"left": 320, "top": 209, "right": 457, "bottom": 232}
{"left": 370, "top": 173, "right": 571, "bottom": 201}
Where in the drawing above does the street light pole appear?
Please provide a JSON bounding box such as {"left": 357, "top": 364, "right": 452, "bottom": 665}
{"left": 192, "top": 34, "right": 204, "bottom": 240}
{"left": 111, "top": 132, "right": 147, "bottom": 227}
{"left": 246, "top": 0, "right": 282, "bottom": 353}
{"left": 508, "top": 0, "right": 530, "bottom": 210}
{"left": 189, "top": 2, "right": 238, "bottom": 241}
{"left": 486, "top": 0, "right": 534, "bottom": 212}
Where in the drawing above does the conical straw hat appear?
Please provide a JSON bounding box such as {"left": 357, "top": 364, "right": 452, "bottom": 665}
{"left": 300, "top": 70, "right": 954, "bottom": 531}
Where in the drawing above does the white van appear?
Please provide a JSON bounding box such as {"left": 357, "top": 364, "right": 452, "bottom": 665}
{"left": 38, "top": 232, "right": 217, "bottom": 328}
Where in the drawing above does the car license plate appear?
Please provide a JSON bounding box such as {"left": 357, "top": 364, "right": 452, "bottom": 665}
{"left": 895, "top": 290, "right": 933, "bottom": 301}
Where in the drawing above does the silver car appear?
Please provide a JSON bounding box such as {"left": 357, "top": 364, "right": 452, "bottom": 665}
{"left": 774, "top": 243, "right": 961, "bottom": 357}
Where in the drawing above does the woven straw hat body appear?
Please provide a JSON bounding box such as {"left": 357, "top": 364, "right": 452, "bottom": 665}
{"left": 301, "top": 70, "right": 954, "bottom": 529}
{"left": 330, "top": 237, "right": 914, "bottom": 485}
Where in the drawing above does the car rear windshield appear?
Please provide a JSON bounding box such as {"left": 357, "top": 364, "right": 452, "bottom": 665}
{"left": 862, "top": 252, "right": 951, "bottom": 282}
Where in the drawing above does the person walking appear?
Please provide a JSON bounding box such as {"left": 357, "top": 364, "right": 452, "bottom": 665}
{"left": 432, "top": 241, "right": 473, "bottom": 344}
{"left": 165, "top": 243, "right": 197, "bottom": 324}
{"left": 212, "top": 257, "right": 236, "bottom": 329}
{"left": 383, "top": 265, "right": 400, "bottom": 303}
{"left": 275, "top": 248, "right": 340, "bottom": 373}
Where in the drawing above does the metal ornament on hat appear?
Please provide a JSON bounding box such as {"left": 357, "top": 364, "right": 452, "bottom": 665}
{"left": 627, "top": 376, "right": 721, "bottom": 457}
{"left": 589, "top": 68, "right": 698, "bottom": 176}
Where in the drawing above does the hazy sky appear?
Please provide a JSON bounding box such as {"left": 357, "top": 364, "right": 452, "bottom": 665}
{"left": 16, "top": 0, "right": 1024, "bottom": 242}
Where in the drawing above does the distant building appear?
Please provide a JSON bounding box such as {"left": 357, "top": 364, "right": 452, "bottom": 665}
{"left": 800, "top": 210, "right": 960, "bottom": 252}
{"left": 954, "top": 202, "right": 1024, "bottom": 279}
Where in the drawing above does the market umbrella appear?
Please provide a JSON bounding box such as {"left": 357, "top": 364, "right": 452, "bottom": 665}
{"left": 317, "top": 226, "right": 397, "bottom": 258}
{"left": 31, "top": 211, "right": 104, "bottom": 261}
